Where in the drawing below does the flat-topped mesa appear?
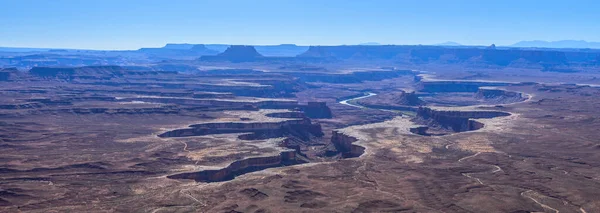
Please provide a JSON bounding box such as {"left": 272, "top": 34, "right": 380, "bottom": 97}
{"left": 414, "top": 107, "right": 510, "bottom": 132}
{"left": 258, "top": 101, "right": 332, "bottom": 119}
{"left": 200, "top": 45, "right": 264, "bottom": 62}
{"left": 167, "top": 150, "right": 304, "bottom": 182}
{"left": 418, "top": 80, "right": 512, "bottom": 93}
{"left": 286, "top": 69, "right": 413, "bottom": 84}
{"left": 297, "top": 45, "right": 413, "bottom": 60}
{"left": 28, "top": 66, "right": 120, "bottom": 79}
{"left": 254, "top": 44, "right": 309, "bottom": 57}
{"left": 14, "top": 106, "right": 180, "bottom": 116}
{"left": 158, "top": 111, "right": 324, "bottom": 140}
{"left": 192, "top": 92, "right": 235, "bottom": 99}
{"left": 138, "top": 44, "right": 218, "bottom": 56}
{"left": 296, "top": 45, "right": 587, "bottom": 67}
{"left": 410, "top": 47, "right": 569, "bottom": 66}
{"left": 162, "top": 43, "right": 196, "bottom": 49}
{"left": 475, "top": 87, "right": 527, "bottom": 104}
{"left": 28, "top": 65, "right": 176, "bottom": 80}
{"left": 300, "top": 102, "right": 333, "bottom": 118}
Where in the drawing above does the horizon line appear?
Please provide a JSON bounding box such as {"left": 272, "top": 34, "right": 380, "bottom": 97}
{"left": 2, "top": 40, "right": 599, "bottom": 51}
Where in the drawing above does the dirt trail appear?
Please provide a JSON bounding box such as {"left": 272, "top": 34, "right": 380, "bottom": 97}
{"left": 521, "top": 190, "right": 560, "bottom": 213}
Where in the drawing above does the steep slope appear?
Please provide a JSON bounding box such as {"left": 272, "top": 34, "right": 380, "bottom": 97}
{"left": 200, "top": 45, "right": 265, "bottom": 62}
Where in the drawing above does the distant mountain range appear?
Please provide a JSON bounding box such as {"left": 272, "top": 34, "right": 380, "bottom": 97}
{"left": 435, "top": 41, "right": 462, "bottom": 46}
{"left": 510, "top": 40, "right": 600, "bottom": 49}
{"left": 3, "top": 40, "right": 600, "bottom": 55}
{"left": 431, "top": 40, "right": 600, "bottom": 49}
{"left": 358, "top": 42, "right": 382, "bottom": 46}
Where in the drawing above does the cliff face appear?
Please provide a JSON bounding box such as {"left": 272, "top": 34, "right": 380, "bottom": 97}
{"left": 410, "top": 48, "right": 568, "bottom": 65}
{"left": 300, "top": 102, "right": 333, "bottom": 118}
{"left": 409, "top": 126, "right": 429, "bottom": 135}
{"left": 296, "top": 45, "right": 590, "bottom": 67}
{"left": 138, "top": 44, "right": 218, "bottom": 56}
{"left": 475, "top": 87, "right": 526, "bottom": 104}
{"left": 159, "top": 115, "right": 324, "bottom": 141}
{"left": 481, "top": 49, "right": 567, "bottom": 66}
{"left": 28, "top": 65, "right": 171, "bottom": 80}
{"left": 30, "top": 106, "right": 180, "bottom": 115}
{"left": 200, "top": 45, "right": 264, "bottom": 62}
{"left": 298, "top": 45, "right": 413, "bottom": 60}
{"left": 356, "top": 91, "right": 423, "bottom": 109}
{"left": 287, "top": 70, "right": 412, "bottom": 84}
{"left": 168, "top": 151, "right": 303, "bottom": 182}
{"left": 163, "top": 43, "right": 195, "bottom": 49}
{"left": 120, "top": 97, "right": 296, "bottom": 109}
{"left": 254, "top": 44, "right": 309, "bottom": 57}
{"left": 415, "top": 107, "right": 510, "bottom": 132}
{"left": 29, "top": 67, "right": 76, "bottom": 79}
{"left": 331, "top": 131, "right": 364, "bottom": 158}
{"left": 189, "top": 44, "right": 213, "bottom": 53}
{"left": 418, "top": 81, "right": 511, "bottom": 93}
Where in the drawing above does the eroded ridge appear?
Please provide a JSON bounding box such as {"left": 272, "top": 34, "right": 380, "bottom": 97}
{"left": 162, "top": 109, "right": 325, "bottom": 182}
{"left": 167, "top": 150, "right": 303, "bottom": 182}
{"left": 411, "top": 106, "right": 511, "bottom": 135}
{"left": 158, "top": 109, "right": 323, "bottom": 140}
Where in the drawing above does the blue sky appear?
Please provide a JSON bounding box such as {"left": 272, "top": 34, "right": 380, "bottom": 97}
{"left": 1, "top": 0, "right": 599, "bottom": 50}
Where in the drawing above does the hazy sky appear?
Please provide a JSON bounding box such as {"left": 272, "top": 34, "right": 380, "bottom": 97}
{"left": 1, "top": 0, "right": 599, "bottom": 50}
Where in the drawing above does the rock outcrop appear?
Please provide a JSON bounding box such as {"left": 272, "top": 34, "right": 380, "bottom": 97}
{"left": 418, "top": 81, "right": 511, "bottom": 93}
{"left": 285, "top": 70, "right": 413, "bottom": 84}
{"left": 28, "top": 66, "right": 177, "bottom": 80}
{"left": 331, "top": 131, "right": 364, "bottom": 158}
{"left": 138, "top": 44, "right": 218, "bottom": 57}
{"left": 31, "top": 106, "right": 180, "bottom": 115}
{"left": 158, "top": 117, "right": 323, "bottom": 140}
{"left": 475, "top": 87, "right": 526, "bottom": 104}
{"left": 162, "top": 43, "right": 196, "bottom": 49}
{"left": 298, "top": 45, "right": 413, "bottom": 60}
{"left": 254, "top": 44, "right": 309, "bottom": 57}
{"left": 409, "top": 126, "right": 430, "bottom": 135}
{"left": 167, "top": 151, "right": 303, "bottom": 182}
{"left": 297, "top": 45, "right": 587, "bottom": 67}
{"left": 159, "top": 110, "right": 328, "bottom": 183}
{"left": 414, "top": 107, "right": 509, "bottom": 132}
{"left": 200, "top": 45, "right": 264, "bottom": 62}
{"left": 356, "top": 91, "right": 423, "bottom": 110}
{"left": 300, "top": 102, "right": 333, "bottom": 118}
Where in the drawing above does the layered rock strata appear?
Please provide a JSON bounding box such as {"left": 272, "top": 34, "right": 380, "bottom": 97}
{"left": 415, "top": 107, "right": 509, "bottom": 132}
{"left": 330, "top": 131, "right": 365, "bottom": 158}
{"left": 475, "top": 87, "right": 527, "bottom": 104}
{"left": 167, "top": 151, "right": 303, "bottom": 182}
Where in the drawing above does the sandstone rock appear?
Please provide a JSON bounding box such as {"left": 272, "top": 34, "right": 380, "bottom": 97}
{"left": 475, "top": 87, "right": 526, "bottom": 104}
{"left": 201, "top": 45, "right": 264, "bottom": 62}
{"left": 414, "top": 107, "right": 508, "bottom": 132}
{"left": 167, "top": 151, "right": 302, "bottom": 182}
{"left": 331, "top": 131, "right": 364, "bottom": 158}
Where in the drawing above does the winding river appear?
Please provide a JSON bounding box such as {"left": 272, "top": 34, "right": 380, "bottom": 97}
{"left": 338, "top": 92, "right": 377, "bottom": 108}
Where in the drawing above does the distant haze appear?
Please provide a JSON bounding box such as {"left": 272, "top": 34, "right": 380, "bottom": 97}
{"left": 510, "top": 40, "right": 600, "bottom": 49}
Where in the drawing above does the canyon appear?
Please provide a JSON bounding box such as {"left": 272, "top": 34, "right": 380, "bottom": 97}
{"left": 1, "top": 44, "right": 600, "bottom": 213}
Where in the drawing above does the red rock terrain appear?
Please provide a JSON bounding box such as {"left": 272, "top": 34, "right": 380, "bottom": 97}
{"left": 0, "top": 62, "right": 600, "bottom": 213}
